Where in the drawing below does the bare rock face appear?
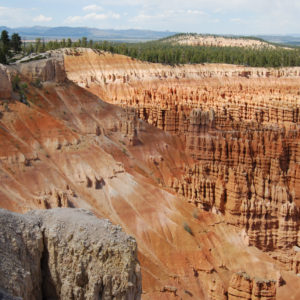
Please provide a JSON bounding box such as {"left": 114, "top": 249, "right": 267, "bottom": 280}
{"left": 0, "top": 65, "right": 12, "bottom": 99}
{"left": 0, "top": 288, "right": 22, "bottom": 300}
{"left": 14, "top": 53, "right": 66, "bottom": 83}
{"left": 0, "top": 209, "right": 43, "bottom": 300}
{"left": 0, "top": 208, "right": 141, "bottom": 300}
{"left": 228, "top": 272, "right": 276, "bottom": 300}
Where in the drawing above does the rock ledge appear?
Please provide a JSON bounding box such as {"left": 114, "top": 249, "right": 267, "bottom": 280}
{"left": 0, "top": 208, "right": 141, "bottom": 300}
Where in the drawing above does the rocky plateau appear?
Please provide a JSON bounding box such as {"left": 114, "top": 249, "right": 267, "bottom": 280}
{"left": 162, "top": 34, "right": 278, "bottom": 49}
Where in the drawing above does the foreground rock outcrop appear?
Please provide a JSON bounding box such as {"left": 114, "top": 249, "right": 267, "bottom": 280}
{"left": 14, "top": 52, "right": 66, "bottom": 83}
{"left": 0, "top": 208, "right": 141, "bottom": 300}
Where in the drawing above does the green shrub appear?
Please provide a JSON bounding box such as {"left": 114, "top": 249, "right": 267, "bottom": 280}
{"left": 20, "top": 82, "right": 28, "bottom": 91}
{"left": 12, "top": 74, "right": 20, "bottom": 91}
{"left": 31, "top": 78, "right": 42, "bottom": 88}
{"left": 183, "top": 222, "right": 193, "bottom": 235}
{"left": 11, "top": 76, "right": 30, "bottom": 105}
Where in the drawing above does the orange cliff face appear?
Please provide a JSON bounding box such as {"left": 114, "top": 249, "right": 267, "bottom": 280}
{"left": 0, "top": 50, "right": 299, "bottom": 299}
{"left": 65, "top": 49, "right": 300, "bottom": 294}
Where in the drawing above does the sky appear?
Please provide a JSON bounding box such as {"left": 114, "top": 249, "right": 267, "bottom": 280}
{"left": 1, "top": 0, "right": 300, "bottom": 35}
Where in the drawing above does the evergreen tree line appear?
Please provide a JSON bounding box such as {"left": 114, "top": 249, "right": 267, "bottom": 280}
{"left": 93, "top": 41, "right": 300, "bottom": 68}
{"left": 22, "top": 37, "right": 92, "bottom": 54}
{"left": 0, "top": 30, "right": 22, "bottom": 64}
{"left": 45, "top": 38, "right": 300, "bottom": 68}
{"left": 3, "top": 29, "right": 300, "bottom": 68}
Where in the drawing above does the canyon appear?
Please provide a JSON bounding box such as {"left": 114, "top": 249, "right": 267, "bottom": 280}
{"left": 0, "top": 48, "right": 299, "bottom": 299}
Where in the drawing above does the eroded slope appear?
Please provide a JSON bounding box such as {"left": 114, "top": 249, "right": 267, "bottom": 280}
{"left": 0, "top": 51, "right": 299, "bottom": 299}
{"left": 64, "top": 49, "right": 300, "bottom": 298}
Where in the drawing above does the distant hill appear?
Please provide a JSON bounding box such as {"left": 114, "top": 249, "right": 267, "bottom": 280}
{"left": 160, "top": 33, "right": 285, "bottom": 49}
{"left": 0, "top": 26, "right": 177, "bottom": 42}
{"left": 1, "top": 26, "right": 299, "bottom": 46}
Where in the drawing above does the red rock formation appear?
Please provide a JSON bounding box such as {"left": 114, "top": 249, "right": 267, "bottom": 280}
{"left": 228, "top": 272, "right": 276, "bottom": 300}
{"left": 64, "top": 49, "right": 300, "bottom": 278}
{"left": 1, "top": 50, "right": 300, "bottom": 299}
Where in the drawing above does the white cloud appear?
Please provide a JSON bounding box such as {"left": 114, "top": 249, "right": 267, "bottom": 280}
{"left": 83, "top": 5, "right": 103, "bottom": 12}
{"left": 112, "top": 13, "right": 121, "bottom": 19}
{"left": 129, "top": 8, "right": 212, "bottom": 30}
{"left": 65, "top": 3, "right": 123, "bottom": 24}
{"left": 65, "top": 13, "right": 107, "bottom": 23}
{"left": 85, "top": 13, "right": 107, "bottom": 20}
{"left": 3, "top": 1, "right": 300, "bottom": 34}
{"left": 65, "top": 16, "right": 82, "bottom": 23}
{"left": 130, "top": 9, "right": 208, "bottom": 23}
{"left": 187, "top": 9, "right": 206, "bottom": 15}
{"left": 130, "top": 13, "right": 166, "bottom": 23}
{"left": 33, "top": 14, "right": 53, "bottom": 22}
{"left": 65, "top": 11, "right": 121, "bottom": 24}
{"left": 124, "top": 0, "right": 300, "bottom": 34}
{"left": 230, "top": 18, "right": 242, "bottom": 23}
{"left": 0, "top": 6, "right": 34, "bottom": 27}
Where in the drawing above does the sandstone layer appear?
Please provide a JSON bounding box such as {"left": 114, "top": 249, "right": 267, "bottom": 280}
{"left": 0, "top": 208, "right": 141, "bottom": 300}
{"left": 228, "top": 272, "right": 277, "bottom": 300}
{"left": 64, "top": 49, "right": 300, "bottom": 286}
{"left": 0, "top": 64, "right": 12, "bottom": 99}
{"left": 0, "top": 51, "right": 300, "bottom": 299}
{"left": 14, "top": 52, "right": 66, "bottom": 83}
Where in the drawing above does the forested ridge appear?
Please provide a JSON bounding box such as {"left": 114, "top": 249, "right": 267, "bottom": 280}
{"left": 2, "top": 30, "right": 300, "bottom": 68}
{"left": 93, "top": 41, "right": 300, "bottom": 67}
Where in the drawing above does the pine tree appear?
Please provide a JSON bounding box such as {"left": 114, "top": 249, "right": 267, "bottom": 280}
{"left": 0, "top": 30, "right": 10, "bottom": 54}
{"left": 0, "top": 47, "right": 7, "bottom": 64}
{"left": 67, "top": 38, "right": 72, "bottom": 47}
{"left": 81, "top": 37, "right": 87, "bottom": 47}
{"left": 11, "top": 33, "right": 22, "bottom": 52}
{"left": 35, "top": 38, "right": 41, "bottom": 53}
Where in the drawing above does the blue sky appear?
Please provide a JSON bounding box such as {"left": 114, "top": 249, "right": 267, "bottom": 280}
{"left": 1, "top": 0, "right": 300, "bottom": 35}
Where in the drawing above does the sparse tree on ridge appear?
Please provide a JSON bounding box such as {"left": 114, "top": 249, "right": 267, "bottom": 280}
{"left": 11, "top": 33, "right": 22, "bottom": 52}
{"left": 61, "top": 38, "right": 66, "bottom": 48}
{"left": 66, "top": 38, "right": 72, "bottom": 47}
{"left": 0, "top": 47, "right": 7, "bottom": 64}
{"left": 0, "top": 30, "right": 10, "bottom": 64}
{"left": 35, "top": 38, "right": 41, "bottom": 53}
{"left": 82, "top": 37, "right": 87, "bottom": 47}
{"left": 1, "top": 30, "right": 10, "bottom": 51}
